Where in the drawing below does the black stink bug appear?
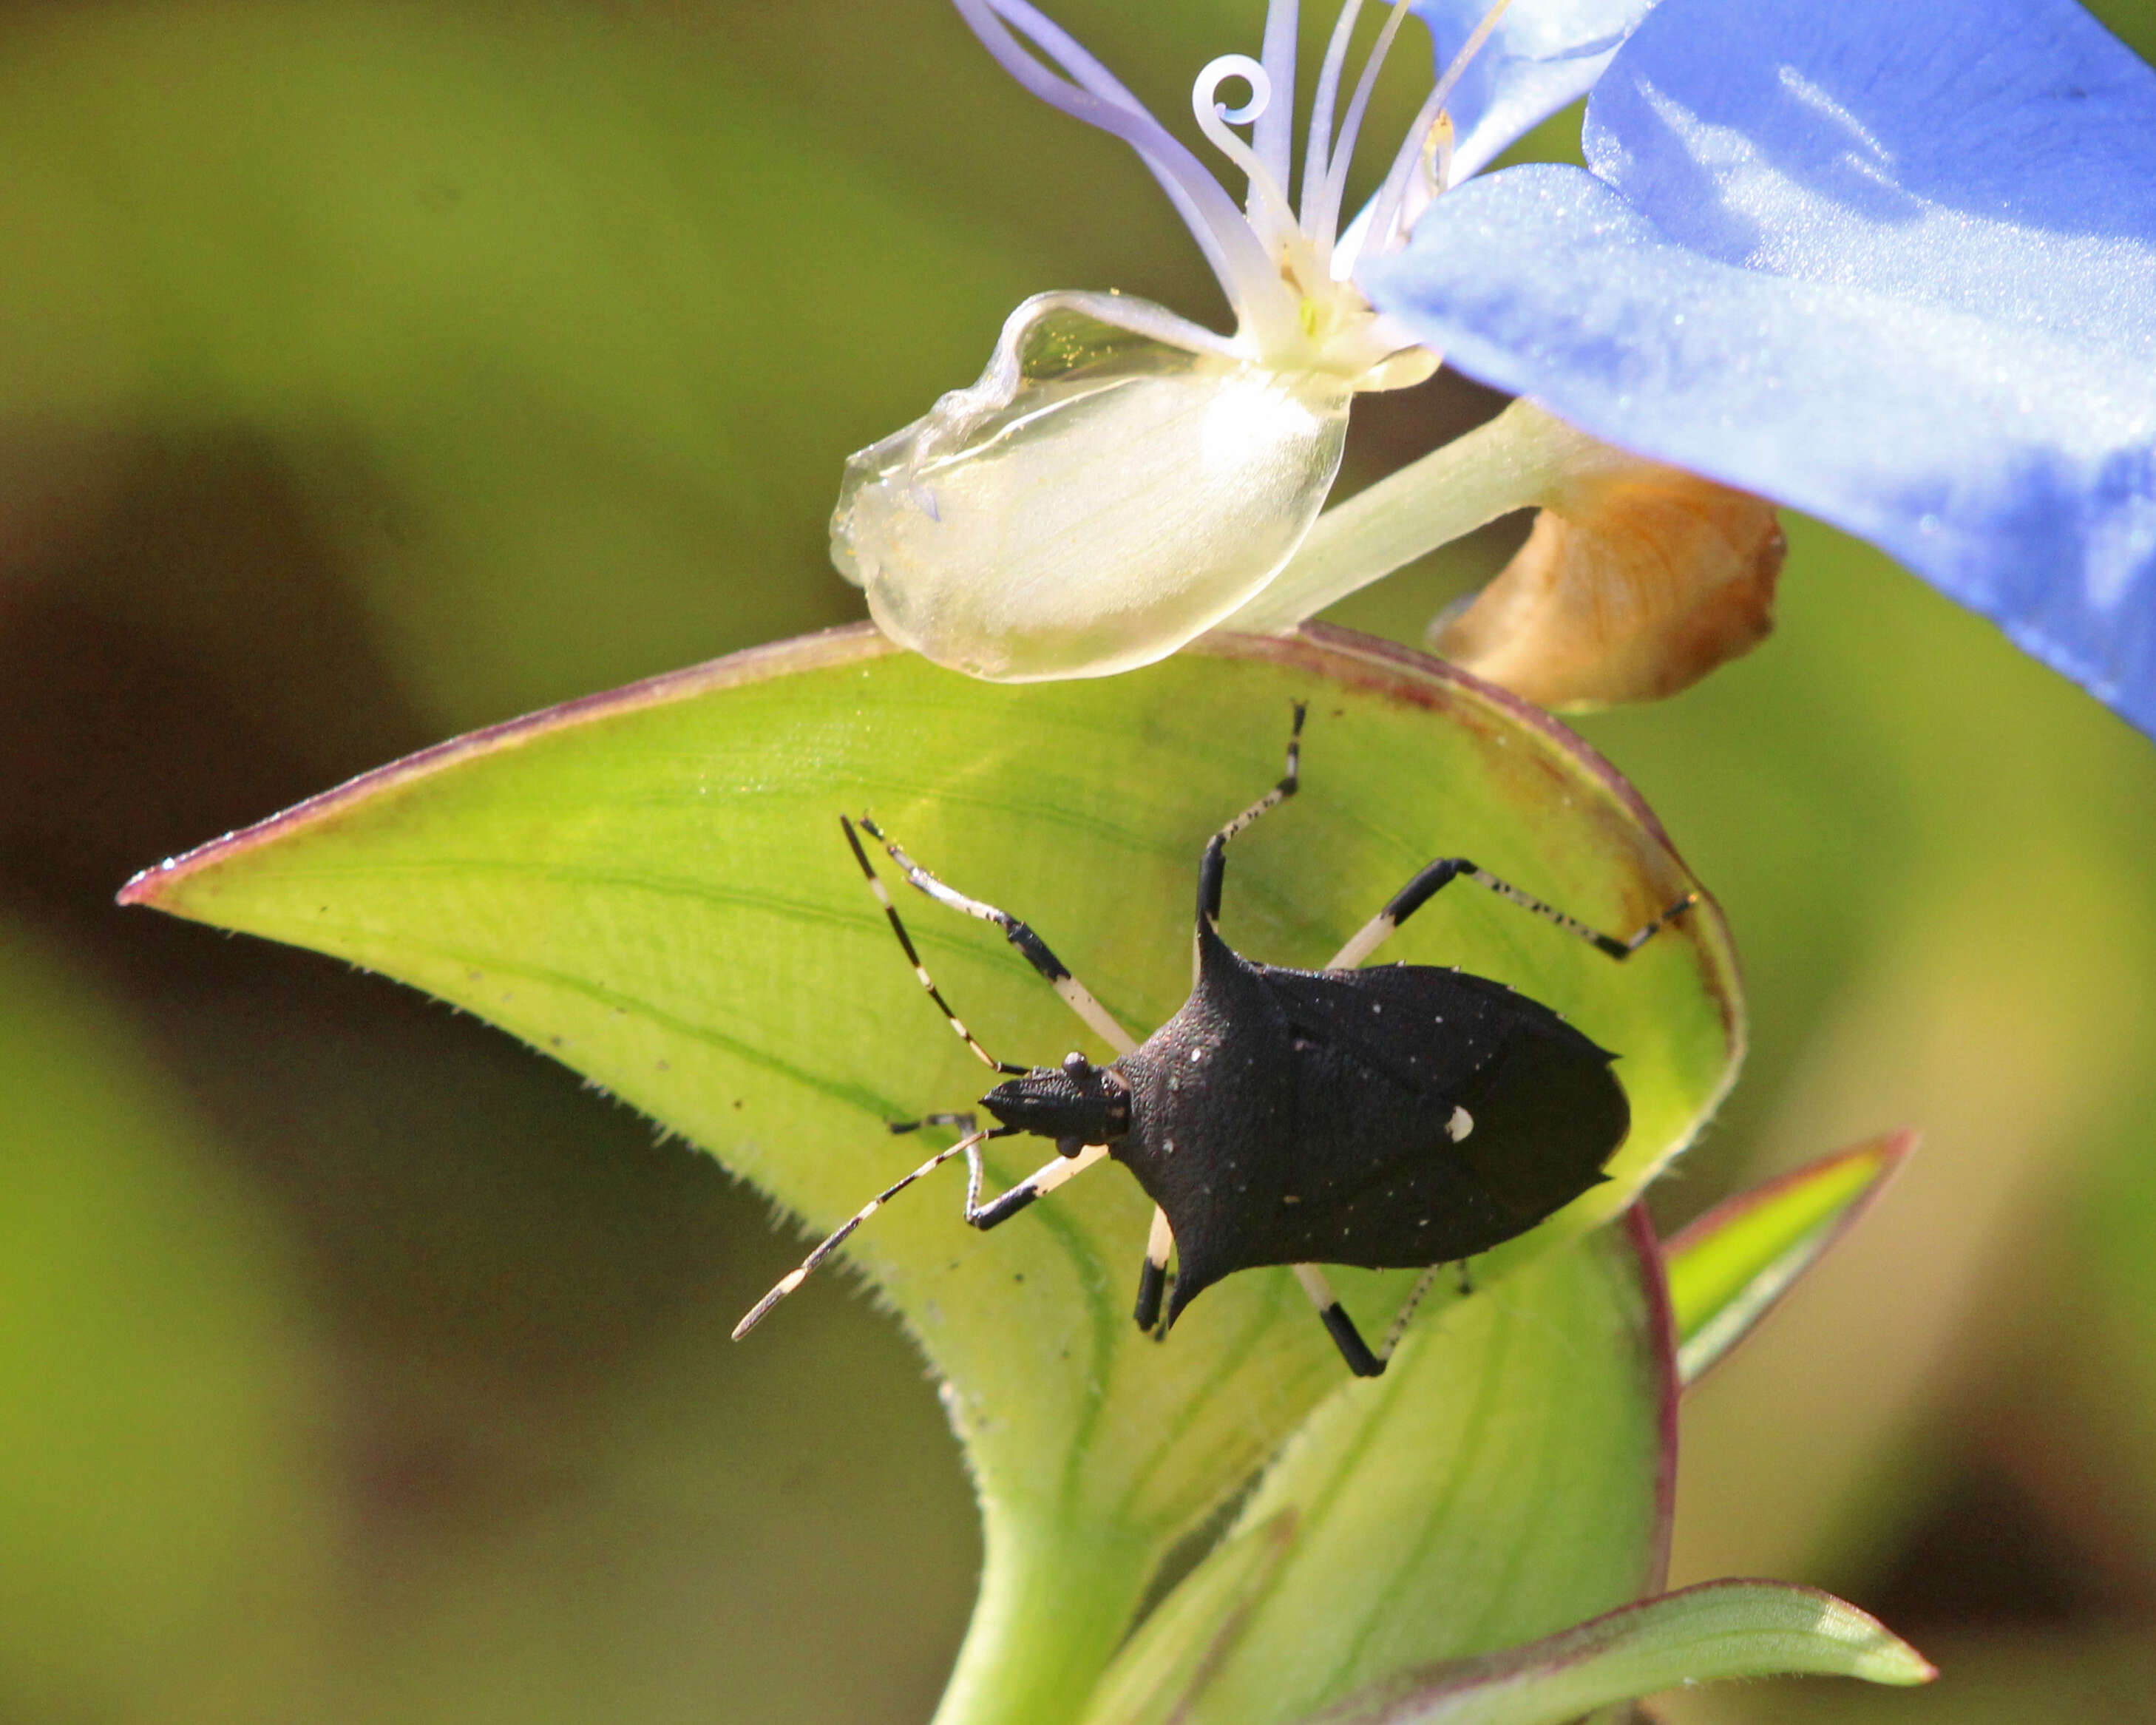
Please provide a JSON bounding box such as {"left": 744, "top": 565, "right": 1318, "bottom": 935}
{"left": 733, "top": 707, "right": 1696, "bottom": 1377}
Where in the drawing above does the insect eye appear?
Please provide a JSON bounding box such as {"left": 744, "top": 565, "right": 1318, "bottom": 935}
{"left": 1062, "top": 1051, "right": 1092, "bottom": 1080}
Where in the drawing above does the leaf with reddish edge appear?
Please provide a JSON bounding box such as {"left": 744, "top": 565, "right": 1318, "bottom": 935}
{"left": 1079, "top": 1210, "right": 1678, "bottom": 1725}
{"left": 1667, "top": 1133, "right": 1914, "bottom": 1389}
{"left": 1290, "top": 1580, "right": 1934, "bottom": 1725}
{"left": 121, "top": 622, "right": 1741, "bottom": 1725}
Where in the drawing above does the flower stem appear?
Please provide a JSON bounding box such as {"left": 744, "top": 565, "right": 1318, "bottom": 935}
{"left": 1222, "top": 396, "right": 1589, "bottom": 633}
{"left": 929, "top": 1503, "right": 1159, "bottom": 1725}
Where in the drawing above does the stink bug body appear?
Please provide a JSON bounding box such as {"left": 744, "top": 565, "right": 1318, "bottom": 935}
{"left": 734, "top": 708, "right": 1695, "bottom": 1376}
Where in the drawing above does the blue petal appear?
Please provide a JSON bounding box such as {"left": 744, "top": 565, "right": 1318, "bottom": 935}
{"left": 1367, "top": 0, "right": 2156, "bottom": 736}
{"left": 1411, "top": 0, "right": 1656, "bottom": 183}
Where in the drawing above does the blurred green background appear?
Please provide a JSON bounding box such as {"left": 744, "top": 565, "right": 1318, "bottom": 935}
{"left": 4, "top": 0, "right": 2155, "bottom": 1719}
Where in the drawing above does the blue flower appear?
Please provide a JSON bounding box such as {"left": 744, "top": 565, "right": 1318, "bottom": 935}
{"left": 836, "top": 0, "right": 2154, "bottom": 736}
{"left": 1363, "top": 0, "right": 2156, "bottom": 736}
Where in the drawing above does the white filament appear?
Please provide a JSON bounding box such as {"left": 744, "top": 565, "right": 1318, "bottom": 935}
{"left": 1193, "top": 55, "right": 1299, "bottom": 248}
{"left": 1363, "top": 0, "right": 1517, "bottom": 257}
{"left": 1204, "top": 52, "right": 1270, "bottom": 126}
{"left": 1253, "top": 0, "right": 1300, "bottom": 193}
{"left": 953, "top": 0, "right": 1299, "bottom": 350}
{"left": 1312, "top": 0, "right": 1419, "bottom": 266}
{"left": 1301, "top": 0, "right": 1367, "bottom": 239}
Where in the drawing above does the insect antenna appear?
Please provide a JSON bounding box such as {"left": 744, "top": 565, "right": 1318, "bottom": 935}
{"left": 889, "top": 1111, "right": 980, "bottom": 1136}
{"left": 855, "top": 815, "right": 1182, "bottom": 1323}
{"left": 732, "top": 1122, "right": 1016, "bottom": 1339}
{"left": 842, "top": 815, "right": 1027, "bottom": 1076}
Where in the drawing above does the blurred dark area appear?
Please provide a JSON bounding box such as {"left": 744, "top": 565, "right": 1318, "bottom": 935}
{"left": 4, "top": 0, "right": 2156, "bottom": 1720}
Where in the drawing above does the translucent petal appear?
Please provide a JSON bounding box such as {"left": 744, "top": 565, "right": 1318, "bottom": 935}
{"left": 833, "top": 297, "right": 1352, "bottom": 681}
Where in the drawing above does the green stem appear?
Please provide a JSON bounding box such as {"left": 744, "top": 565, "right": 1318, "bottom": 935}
{"left": 929, "top": 1502, "right": 1159, "bottom": 1725}
{"left": 1222, "top": 398, "right": 1593, "bottom": 634}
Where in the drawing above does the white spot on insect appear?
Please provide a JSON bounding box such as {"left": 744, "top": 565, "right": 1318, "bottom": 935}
{"left": 777, "top": 1268, "right": 807, "bottom": 1296}
{"left": 1190, "top": 1046, "right": 1206, "bottom": 1063}
{"left": 1371, "top": 1001, "right": 1383, "bottom": 1014}
{"left": 1446, "top": 1106, "right": 1474, "bottom": 1142}
{"left": 1165, "top": 1138, "right": 1176, "bottom": 1154}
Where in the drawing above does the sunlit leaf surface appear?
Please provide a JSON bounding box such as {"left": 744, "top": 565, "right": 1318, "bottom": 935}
{"left": 125, "top": 623, "right": 1741, "bottom": 1725}
{"left": 1084, "top": 1213, "right": 1675, "bottom": 1725}
{"left": 1667, "top": 1133, "right": 1911, "bottom": 1387}
{"left": 1298, "top": 1580, "right": 1933, "bottom": 1725}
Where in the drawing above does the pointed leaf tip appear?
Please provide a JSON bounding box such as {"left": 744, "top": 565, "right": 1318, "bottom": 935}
{"left": 1665, "top": 1131, "right": 1913, "bottom": 1387}
{"left": 1295, "top": 1579, "right": 1932, "bottom": 1725}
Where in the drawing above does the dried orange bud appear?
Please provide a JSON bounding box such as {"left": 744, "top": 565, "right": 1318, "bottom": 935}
{"left": 1431, "top": 459, "right": 1786, "bottom": 709}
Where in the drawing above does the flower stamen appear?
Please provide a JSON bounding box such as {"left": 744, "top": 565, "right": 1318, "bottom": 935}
{"left": 1204, "top": 55, "right": 1270, "bottom": 127}
{"left": 1361, "top": 0, "right": 1516, "bottom": 259}
{"left": 1193, "top": 56, "right": 1301, "bottom": 248}
{"left": 1300, "top": 0, "right": 1368, "bottom": 243}
{"left": 1252, "top": 0, "right": 1301, "bottom": 195}
{"left": 1309, "top": 0, "right": 1418, "bottom": 269}
{"left": 952, "top": 0, "right": 1298, "bottom": 347}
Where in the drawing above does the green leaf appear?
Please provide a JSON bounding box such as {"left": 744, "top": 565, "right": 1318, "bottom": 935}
{"left": 1080, "top": 1214, "right": 1676, "bottom": 1725}
{"left": 1295, "top": 1581, "right": 1935, "bottom": 1725}
{"left": 123, "top": 623, "right": 1743, "bottom": 1725}
{"left": 1666, "top": 1132, "right": 1912, "bottom": 1387}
